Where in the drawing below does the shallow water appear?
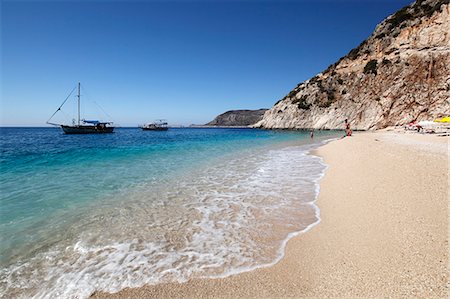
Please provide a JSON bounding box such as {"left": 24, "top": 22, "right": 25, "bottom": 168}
{"left": 0, "top": 127, "right": 338, "bottom": 298}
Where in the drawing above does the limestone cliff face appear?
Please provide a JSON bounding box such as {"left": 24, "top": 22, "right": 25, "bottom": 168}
{"left": 255, "top": 0, "right": 450, "bottom": 130}
{"left": 206, "top": 109, "right": 268, "bottom": 126}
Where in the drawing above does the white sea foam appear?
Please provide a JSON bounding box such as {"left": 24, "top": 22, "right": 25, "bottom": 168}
{"left": 0, "top": 140, "right": 331, "bottom": 299}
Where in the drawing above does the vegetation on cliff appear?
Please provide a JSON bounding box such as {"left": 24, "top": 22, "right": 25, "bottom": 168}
{"left": 255, "top": 0, "right": 450, "bottom": 130}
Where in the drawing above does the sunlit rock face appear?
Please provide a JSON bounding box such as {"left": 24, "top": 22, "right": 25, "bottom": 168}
{"left": 255, "top": 0, "right": 450, "bottom": 130}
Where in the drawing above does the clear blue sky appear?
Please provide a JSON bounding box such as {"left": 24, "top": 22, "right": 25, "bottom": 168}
{"left": 1, "top": 0, "right": 411, "bottom": 126}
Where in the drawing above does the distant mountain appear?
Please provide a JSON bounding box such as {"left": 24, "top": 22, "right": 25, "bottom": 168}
{"left": 205, "top": 109, "right": 268, "bottom": 126}
{"left": 255, "top": 0, "right": 450, "bottom": 130}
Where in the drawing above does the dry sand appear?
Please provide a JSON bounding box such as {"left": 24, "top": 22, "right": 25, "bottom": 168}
{"left": 93, "top": 131, "right": 448, "bottom": 298}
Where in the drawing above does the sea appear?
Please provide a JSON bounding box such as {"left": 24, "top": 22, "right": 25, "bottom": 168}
{"left": 0, "top": 127, "right": 338, "bottom": 298}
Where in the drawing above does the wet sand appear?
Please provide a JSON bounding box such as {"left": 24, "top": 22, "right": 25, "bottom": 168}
{"left": 93, "top": 131, "right": 448, "bottom": 298}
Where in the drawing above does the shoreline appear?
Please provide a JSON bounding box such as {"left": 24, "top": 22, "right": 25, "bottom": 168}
{"left": 93, "top": 131, "right": 448, "bottom": 298}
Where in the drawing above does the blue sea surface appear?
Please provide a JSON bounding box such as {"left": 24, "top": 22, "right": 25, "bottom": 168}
{"left": 0, "top": 127, "right": 338, "bottom": 298}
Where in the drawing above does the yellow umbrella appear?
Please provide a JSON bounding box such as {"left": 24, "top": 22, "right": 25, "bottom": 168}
{"left": 434, "top": 116, "right": 450, "bottom": 123}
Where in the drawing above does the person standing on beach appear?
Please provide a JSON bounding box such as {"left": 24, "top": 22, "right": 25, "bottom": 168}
{"left": 344, "top": 119, "right": 352, "bottom": 137}
{"left": 310, "top": 129, "right": 314, "bottom": 139}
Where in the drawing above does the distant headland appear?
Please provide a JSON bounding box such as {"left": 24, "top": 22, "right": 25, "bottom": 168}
{"left": 196, "top": 109, "right": 268, "bottom": 127}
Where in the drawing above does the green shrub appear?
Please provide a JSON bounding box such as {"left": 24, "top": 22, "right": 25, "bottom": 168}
{"left": 317, "top": 89, "right": 337, "bottom": 108}
{"left": 387, "top": 1, "right": 445, "bottom": 29}
{"left": 309, "top": 76, "right": 319, "bottom": 83}
{"left": 382, "top": 58, "right": 391, "bottom": 65}
{"left": 420, "top": 2, "right": 445, "bottom": 18}
{"left": 388, "top": 7, "right": 412, "bottom": 28}
{"left": 324, "top": 63, "right": 335, "bottom": 74}
{"left": 327, "top": 90, "right": 335, "bottom": 102}
{"left": 316, "top": 80, "right": 326, "bottom": 93}
{"left": 293, "top": 95, "right": 311, "bottom": 110}
{"left": 347, "top": 40, "right": 367, "bottom": 60}
{"left": 364, "top": 59, "right": 378, "bottom": 75}
{"left": 288, "top": 89, "right": 297, "bottom": 99}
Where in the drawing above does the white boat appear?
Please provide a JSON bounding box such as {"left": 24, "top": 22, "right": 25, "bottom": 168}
{"left": 141, "top": 120, "right": 169, "bottom": 131}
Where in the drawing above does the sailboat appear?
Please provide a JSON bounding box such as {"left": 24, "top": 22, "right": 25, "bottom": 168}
{"left": 47, "top": 83, "right": 115, "bottom": 134}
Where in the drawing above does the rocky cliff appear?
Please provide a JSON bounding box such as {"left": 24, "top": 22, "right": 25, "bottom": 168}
{"left": 206, "top": 109, "right": 268, "bottom": 126}
{"left": 255, "top": 0, "right": 450, "bottom": 130}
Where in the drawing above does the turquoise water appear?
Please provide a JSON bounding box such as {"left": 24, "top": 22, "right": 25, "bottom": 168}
{"left": 0, "top": 127, "right": 338, "bottom": 298}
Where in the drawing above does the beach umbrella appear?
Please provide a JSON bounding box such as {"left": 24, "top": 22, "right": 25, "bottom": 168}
{"left": 418, "top": 121, "right": 437, "bottom": 128}
{"left": 434, "top": 116, "right": 450, "bottom": 123}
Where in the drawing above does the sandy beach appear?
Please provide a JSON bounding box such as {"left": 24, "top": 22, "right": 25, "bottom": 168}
{"left": 93, "top": 131, "right": 448, "bottom": 298}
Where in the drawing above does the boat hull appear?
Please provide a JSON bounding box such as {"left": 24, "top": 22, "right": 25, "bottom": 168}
{"left": 142, "top": 127, "right": 168, "bottom": 131}
{"left": 61, "top": 125, "right": 114, "bottom": 134}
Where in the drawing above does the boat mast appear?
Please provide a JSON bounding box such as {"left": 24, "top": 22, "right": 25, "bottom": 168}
{"left": 77, "top": 82, "right": 81, "bottom": 126}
